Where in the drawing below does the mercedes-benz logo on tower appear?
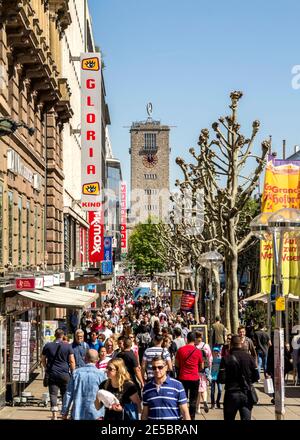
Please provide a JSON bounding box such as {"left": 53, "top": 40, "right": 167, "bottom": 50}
{"left": 146, "top": 102, "right": 153, "bottom": 118}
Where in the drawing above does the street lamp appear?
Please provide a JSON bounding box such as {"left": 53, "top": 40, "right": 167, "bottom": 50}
{"left": 198, "top": 250, "right": 223, "bottom": 336}
{"left": 250, "top": 207, "right": 300, "bottom": 421}
{"left": 0, "top": 117, "right": 35, "bottom": 137}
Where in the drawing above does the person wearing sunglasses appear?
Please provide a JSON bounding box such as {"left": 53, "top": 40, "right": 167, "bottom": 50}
{"left": 95, "top": 358, "right": 141, "bottom": 421}
{"left": 142, "top": 356, "right": 190, "bottom": 420}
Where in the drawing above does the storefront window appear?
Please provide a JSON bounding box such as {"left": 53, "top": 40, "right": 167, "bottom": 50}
{"left": 8, "top": 191, "right": 13, "bottom": 264}
{"left": 28, "top": 309, "right": 39, "bottom": 369}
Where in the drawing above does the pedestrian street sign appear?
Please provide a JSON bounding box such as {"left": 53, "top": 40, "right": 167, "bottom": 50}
{"left": 101, "top": 260, "right": 113, "bottom": 275}
{"left": 275, "top": 297, "right": 285, "bottom": 311}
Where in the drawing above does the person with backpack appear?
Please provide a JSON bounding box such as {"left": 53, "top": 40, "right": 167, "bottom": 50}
{"left": 136, "top": 321, "right": 152, "bottom": 364}
{"left": 195, "top": 332, "right": 212, "bottom": 414}
{"left": 141, "top": 335, "right": 173, "bottom": 382}
{"left": 175, "top": 332, "right": 203, "bottom": 420}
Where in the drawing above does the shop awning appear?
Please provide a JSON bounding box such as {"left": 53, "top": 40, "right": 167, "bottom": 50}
{"left": 244, "top": 292, "right": 300, "bottom": 303}
{"left": 17, "top": 286, "right": 98, "bottom": 308}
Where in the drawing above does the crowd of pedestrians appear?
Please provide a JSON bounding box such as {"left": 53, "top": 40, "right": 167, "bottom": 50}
{"left": 41, "top": 276, "right": 300, "bottom": 421}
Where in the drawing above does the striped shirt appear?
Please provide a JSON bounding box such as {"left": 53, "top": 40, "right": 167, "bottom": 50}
{"left": 142, "top": 346, "right": 171, "bottom": 379}
{"left": 142, "top": 375, "right": 187, "bottom": 420}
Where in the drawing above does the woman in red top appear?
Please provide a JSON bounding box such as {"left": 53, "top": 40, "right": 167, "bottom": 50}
{"left": 175, "top": 332, "right": 203, "bottom": 420}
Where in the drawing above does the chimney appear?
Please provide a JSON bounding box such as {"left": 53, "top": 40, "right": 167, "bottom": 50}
{"left": 295, "top": 145, "right": 300, "bottom": 153}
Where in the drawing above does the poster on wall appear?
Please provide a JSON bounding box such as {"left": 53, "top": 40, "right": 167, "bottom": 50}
{"left": 171, "top": 290, "right": 183, "bottom": 313}
{"left": 12, "top": 321, "right": 31, "bottom": 383}
{"left": 180, "top": 290, "right": 196, "bottom": 313}
{"left": 189, "top": 325, "right": 208, "bottom": 344}
{"left": 41, "top": 321, "right": 58, "bottom": 347}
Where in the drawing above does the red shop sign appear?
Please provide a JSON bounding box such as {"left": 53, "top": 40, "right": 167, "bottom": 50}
{"left": 16, "top": 278, "right": 36, "bottom": 291}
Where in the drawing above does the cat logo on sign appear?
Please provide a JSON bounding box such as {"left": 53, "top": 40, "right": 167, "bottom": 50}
{"left": 82, "top": 182, "right": 100, "bottom": 195}
{"left": 81, "top": 57, "right": 100, "bottom": 71}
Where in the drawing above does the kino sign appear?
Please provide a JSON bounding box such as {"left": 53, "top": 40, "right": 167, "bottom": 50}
{"left": 80, "top": 53, "right": 102, "bottom": 211}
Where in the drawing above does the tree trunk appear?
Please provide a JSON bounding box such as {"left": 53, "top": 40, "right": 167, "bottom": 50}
{"left": 224, "top": 252, "right": 231, "bottom": 333}
{"left": 212, "top": 266, "right": 221, "bottom": 322}
{"left": 229, "top": 250, "right": 239, "bottom": 334}
{"left": 175, "top": 269, "right": 180, "bottom": 289}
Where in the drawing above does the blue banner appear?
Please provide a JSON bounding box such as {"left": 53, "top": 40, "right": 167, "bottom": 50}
{"left": 103, "top": 237, "right": 112, "bottom": 261}
{"left": 101, "top": 260, "right": 113, "bottom": 275}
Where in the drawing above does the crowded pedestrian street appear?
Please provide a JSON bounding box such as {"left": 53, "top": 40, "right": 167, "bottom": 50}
{"left": 1, "top": 0, "right": 300, "bottom": 431}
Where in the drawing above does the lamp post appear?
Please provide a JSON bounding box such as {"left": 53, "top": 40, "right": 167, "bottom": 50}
{"left": 198, "top": 250, "right": 223, "bottom": 338}
{"left": 0, "top": 117, "right": 35, "bottom": 137}
{"left": 250, "top": 207, "right": 300, "bottom": 420}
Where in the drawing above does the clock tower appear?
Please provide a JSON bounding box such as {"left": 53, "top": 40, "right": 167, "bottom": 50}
{"left": 129, "top": 107, "right": 170, "bottom": 226}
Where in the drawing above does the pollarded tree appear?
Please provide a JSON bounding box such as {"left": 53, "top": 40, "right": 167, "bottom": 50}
{"left": 176, "top": 91, "right": 269, "bottom": 333}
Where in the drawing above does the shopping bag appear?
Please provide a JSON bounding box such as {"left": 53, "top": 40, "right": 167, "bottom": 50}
{"left": 264, "top": 378, "right": 274, "bottom": 394}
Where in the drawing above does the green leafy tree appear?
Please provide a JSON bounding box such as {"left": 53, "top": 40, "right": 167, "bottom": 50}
{"left": 128, "top": 218, "right": 166, "bottom": 273}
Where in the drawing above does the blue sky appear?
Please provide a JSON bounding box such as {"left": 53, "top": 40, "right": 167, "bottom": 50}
{"left": 88, "top": 0, "right": 300, "bottom": 191}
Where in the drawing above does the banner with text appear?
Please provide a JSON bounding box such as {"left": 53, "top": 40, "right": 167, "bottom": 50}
{"left": 81, "top": 53, "right": 102, "bottom": 211}
{"left": 261, "top": 155, "right": 300, "bottom": 295}
{"left": 180, "top": 290, "right": 196, "bottom": 313}
{"left": 120, "top": 182, "right": 127, "bottom": 254}
{"left": 171, "top": 290, "right": 183, "bottom": 313}
{"left": 88, "top": 210, "right": 104, "bottom": 263}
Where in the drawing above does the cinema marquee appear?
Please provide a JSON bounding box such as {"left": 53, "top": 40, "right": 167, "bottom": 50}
{"left": 80, "top": 53, "right": 102, "bottom": 211}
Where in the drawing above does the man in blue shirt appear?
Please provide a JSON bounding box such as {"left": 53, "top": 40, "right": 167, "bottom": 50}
{"left": 88, "top": 331, "right": 103, "bottom": 352}
{"left": 72, "top": 329, "right": 89, "bottom": 368}
{"left": 142, "top": 356, "right": 190, "bottom": 420}
{"left": 61, "top": 349, "right": 106, "bottom": 420}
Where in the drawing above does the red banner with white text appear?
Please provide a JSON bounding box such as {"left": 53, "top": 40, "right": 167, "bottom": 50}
{"left": 88, "top": 210, "right": 104, "bottom": 263}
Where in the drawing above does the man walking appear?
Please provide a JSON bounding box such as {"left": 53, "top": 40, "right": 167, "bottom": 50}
{"left": 238, "top": 326, "right": 257, "bottom": 365}
{"left": 253, "top": 323, "right": 271, "bottom": 380}
{"left": 141, "top": 335, "right": 172, "bottom": 382}
{"left": 61, "top": 349, "right": 106, "bottom": 420}
{"left": 218, "top": 335, "right": 259, "bottom": 420}
{"left": 142, "top": 356, "right": 190, "bottom": 420}
{"left": 41, "top": 329, "right": 75, "bottom": 420}
{"left": 116, "top": 337, "right": 144, "bottom": 389}
{"left": 175, "top": 332, "right": 203, "bottom": 420}
{"left": 211, "top": 316, "right": 226, "bottom": 347}
{"left": 72, "top": 329, "right": 89, "bottom": 368}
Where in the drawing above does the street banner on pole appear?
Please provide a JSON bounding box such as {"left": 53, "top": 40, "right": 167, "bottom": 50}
{"left": 261, "top": 155, "right": 300, "bottom": 295}
{"left": 180, "top": 290, "right": 196, "bottom": 313}
{"left": 80, "top": 53, "right": 102, "bottom": 211}
{"left": 88, "top": 210, "right": 104, "bottom": 263}
{"left": 120, "top": 182, "right": 127, "bottom": 254}
{"left": 171, "top": 290, "right": 183, "bottom": 313}
{"left": 103, "top": 237, "right": 112, "bottom": 261}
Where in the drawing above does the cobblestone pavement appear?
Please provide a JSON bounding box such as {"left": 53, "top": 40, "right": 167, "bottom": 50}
{"left": 0, "top": 369, "right": 299, "bottom": 420}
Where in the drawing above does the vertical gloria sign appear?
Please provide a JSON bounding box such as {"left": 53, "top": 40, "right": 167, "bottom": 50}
{"left": 81, "top": 53, "right": 102, "bottom": 211}
{"left": 120, "top": 182, "right": 127, "bottom": 253}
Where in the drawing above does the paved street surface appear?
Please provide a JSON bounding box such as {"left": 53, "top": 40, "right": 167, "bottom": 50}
{"left": 0, "top": 368, "right": 299, "bottom": 421}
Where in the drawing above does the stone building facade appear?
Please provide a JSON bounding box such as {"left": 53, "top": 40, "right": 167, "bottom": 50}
{"left": 130, "top": 119, "right": 170, "bottom": 225}
{"left": 0, "top": 0, "right": 73, "bottom": 273}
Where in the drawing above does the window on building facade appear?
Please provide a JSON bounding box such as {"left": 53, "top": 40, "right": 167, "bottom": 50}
{"left": 8, "top": 191, "right": 13, "bottom": 264}
{"left": 18, "top": 196, "right": 22, "bottom": 266}
{"left": 144, "top": 174, "right": 157, "bottom": 180}
{"left": 0, "top": 184, "right": 3, "bottom": 265}
{"left": 26, "top": 200, "right": 30, "bottom": 265}
{"left": 144, "top": 133, "right": 157, "bottom": 151}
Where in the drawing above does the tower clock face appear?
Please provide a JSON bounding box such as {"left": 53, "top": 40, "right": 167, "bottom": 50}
{"left": 142, "top": 154, "right": 158, "bottom": 168}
